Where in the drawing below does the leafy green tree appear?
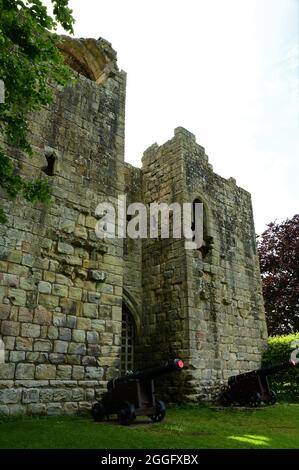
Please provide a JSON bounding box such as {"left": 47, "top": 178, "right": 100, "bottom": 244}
{"left": 0, "top": 0, "right": 75, "bottom": 222}
{"left": 258, "top": 214, "right": 299, "bottom": 335}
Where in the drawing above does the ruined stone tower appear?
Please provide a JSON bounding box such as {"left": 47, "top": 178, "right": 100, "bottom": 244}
{"left": 0, "top": 37, "right": 267, "bottom": 414}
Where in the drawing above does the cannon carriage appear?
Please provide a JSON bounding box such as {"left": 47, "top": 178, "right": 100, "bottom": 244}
{"left": 220, "top": 359, "right": 297, "bottom": 407}
{"left": 91, "top": 358, "right": 184, "bottom": 424}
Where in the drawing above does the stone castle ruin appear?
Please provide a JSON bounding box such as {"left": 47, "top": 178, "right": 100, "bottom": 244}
{"left": 0, "top": 37, "right": 267, "bottom": 414}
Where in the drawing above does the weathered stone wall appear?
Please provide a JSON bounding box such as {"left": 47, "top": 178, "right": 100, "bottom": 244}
{"left": 138, "top": 131, "right": 191, "bottom": 399}
{"left": 182, "top": 128, "right": 268, "bottom": 400}
{"left": 137, "top": 127, "right": 267, "bottom": 401}
{"left": 0, "top": 36, "right": 267, "bottom": 414}
{"left": 123, "top": 163, "right": 142, "bottom": 329}
{"left": 0, "top": 40, "right": 126, "bottom": 414}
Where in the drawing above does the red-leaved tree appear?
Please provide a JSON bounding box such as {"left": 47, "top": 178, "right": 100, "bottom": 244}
{"left": 257, "top": 214, "right": 299, "bottom": 335}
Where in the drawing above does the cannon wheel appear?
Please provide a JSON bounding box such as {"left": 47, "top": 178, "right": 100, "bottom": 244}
{"left": 248, "top": 392, "right": 262, "bottom": 408}
{"left": 150, "top": 400, "right": 166, "bottom": 423}
{"left": 266, "top": 390, "right": 277, "bottom": 406}
{"left": 118, "top": 402, "right": 136, "bottom": 425}
{"left": 219, "top": 390, "right": 233, "bottom": 407}
{"left": 91, "top": 402, "right": 106, "bottom": 422}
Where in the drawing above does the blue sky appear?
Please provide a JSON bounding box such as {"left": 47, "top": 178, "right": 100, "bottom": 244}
{"left": 47, "top": 0, "right": 298, "bottom": 234}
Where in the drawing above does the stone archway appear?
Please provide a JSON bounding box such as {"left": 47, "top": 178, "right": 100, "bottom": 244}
{"left": 121, "top": 288, "right": 141, "bottom": 375}
{"left": 122, "top": 287, "right": 141, "bottom": 336}
{"left": 58, "top": 36, "right": 118, "bottom": 84}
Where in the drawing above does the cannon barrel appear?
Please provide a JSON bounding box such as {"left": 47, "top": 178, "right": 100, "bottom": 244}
{"left": 228, "top": 360, "right": 296, "bottom": 385}
{"left": 107, "top": 358, "right": 184, "bottom": 390}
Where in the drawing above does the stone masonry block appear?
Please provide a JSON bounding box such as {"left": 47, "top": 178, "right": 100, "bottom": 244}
{"left": 1, "top": 320, "right": 20, "bottom": 336}
{"left": 15, "top": 363, "right": 35, "bottom": 380}
{"left": 0, "top": 388, "right": 22, "bottom": 404}
{"left": 35, "top": 364, "right": 56, "bottom": 380}
{"left": 21, "top": 323, "right": 41, "bottom": 338}
{"left": 33, "top": 305, "right": 52, "bottom": 325}
{"left": 0, "top": 364, "right": 15, "bottom": 379}
{"left": 85, "top": 367, "right": 104, "bottom": 380}
{"left": 72, "top": 329, "right": 86, "bottom": 343}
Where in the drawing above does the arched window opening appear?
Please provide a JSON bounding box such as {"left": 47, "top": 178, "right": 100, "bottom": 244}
{"left": 42, "top": 153, "right": 56, "bottom": 176}
{"left": 121, "top": 308, "right": 135, "bottom": 375}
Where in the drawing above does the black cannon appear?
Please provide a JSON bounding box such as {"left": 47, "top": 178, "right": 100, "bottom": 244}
{"left": 91, "top": 358, "right": 184, "bottom": 424}
{"left": 220, "top": 359, "right": 297, "bottom": 407}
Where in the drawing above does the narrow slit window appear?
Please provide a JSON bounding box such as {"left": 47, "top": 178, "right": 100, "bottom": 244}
{"left": 192, "top": 198, "right": 212, "bottom": 258}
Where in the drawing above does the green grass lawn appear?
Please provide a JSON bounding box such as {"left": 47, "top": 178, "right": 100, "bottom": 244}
{"left": 0, "top": 404, "right": 298, "bottom": 449}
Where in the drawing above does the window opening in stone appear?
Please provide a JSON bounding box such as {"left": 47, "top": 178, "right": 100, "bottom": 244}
{"left": 121, "top": 309, "right": 135, "bottom": 375}
{"left": 192, "top": 198, "right": 212, "bottom": 258}
{"left": 42, "top": 154, "right": 56, "bottom": 176}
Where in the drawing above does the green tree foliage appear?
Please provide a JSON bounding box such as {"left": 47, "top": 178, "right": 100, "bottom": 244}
{"left": 0, "top": 0, "right": 75, "bottom": 222}
{"left": 258, "top": 215, "right": 299, "bottom": 335}
{"left": 262, "top": 333, "right": 299, "bottom": 402}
